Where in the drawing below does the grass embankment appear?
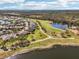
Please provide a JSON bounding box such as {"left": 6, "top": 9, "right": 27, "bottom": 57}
{"left": 0, "top": 51, "right": 14, "bottom": 59}
{"left": 1, "top": 38, "right": 79, "bottom": 59}
{"left": 28, "top": 38, "right": 79, "bottom": 48}
{"left": 37, "top": 20, "right": 62, "bottom": 34}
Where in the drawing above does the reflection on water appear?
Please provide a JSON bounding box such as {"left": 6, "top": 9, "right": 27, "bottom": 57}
{"left": 52, "top": 23, "right": 68, "bottom": 30}
{"left": 7, "top": 44, "right": 79, "bottom": 59}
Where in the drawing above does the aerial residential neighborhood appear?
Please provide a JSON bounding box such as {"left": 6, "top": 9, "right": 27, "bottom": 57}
{"left": 0, "top": 0, "right": 79, "bottom": 59}
{"left": 0, "top": 10, "right": 78, "bottom": 59}
{"left": 0, "top": 15, "right": 36, "bottom": 40}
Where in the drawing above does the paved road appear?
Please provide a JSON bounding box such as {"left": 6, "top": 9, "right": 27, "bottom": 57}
{"left": 31, "top": 20, "right": 75, "bottom": 44}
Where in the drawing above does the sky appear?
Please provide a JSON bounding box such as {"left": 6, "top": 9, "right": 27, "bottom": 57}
{"left": 0, "top": 0, "right": 79, "bottom": 10}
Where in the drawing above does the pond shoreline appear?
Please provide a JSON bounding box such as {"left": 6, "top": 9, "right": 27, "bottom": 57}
{"left": 51, "top": 23, "right": 68, "bottom": 30}
{"left": 5, "top": 42, "right": 79, "bottom": 59}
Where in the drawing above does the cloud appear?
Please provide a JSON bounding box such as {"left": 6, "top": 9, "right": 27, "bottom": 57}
{"left": 20, "top": 0, "right": 79, "bottom": 10}
{"left": 0, "top": 0, "right": 79, "bottom": 10}
{"left": 0, "top": 0, "right": 25, "bottom": 4}
{"left": 19, "top": 1, "right": 63, "bottom": 10}
{"left": 58, "top": 0, "right": 79, "bottom": 7}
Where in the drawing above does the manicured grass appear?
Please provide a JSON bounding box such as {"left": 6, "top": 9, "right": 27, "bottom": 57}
{"left": 37, "top": 20, "right": 62, "bottom": 33}
{"left": 26, "top": 29, "right": 47, "bottom": 41}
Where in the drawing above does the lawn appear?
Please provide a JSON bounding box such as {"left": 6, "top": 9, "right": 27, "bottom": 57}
{"left": 26, "top": 29, "right": 47, "bottom": 41}
{"left": 37, "top": 20, "right": 62, "bottom": 33}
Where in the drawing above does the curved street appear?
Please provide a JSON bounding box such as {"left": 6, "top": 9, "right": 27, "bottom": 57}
{"left": 31, "top": 20, "right": 75, "bottom": 44}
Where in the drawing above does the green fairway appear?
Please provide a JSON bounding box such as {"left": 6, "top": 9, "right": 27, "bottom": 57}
{"left": 37, "top": 20, "right": 62, "bottom": 34}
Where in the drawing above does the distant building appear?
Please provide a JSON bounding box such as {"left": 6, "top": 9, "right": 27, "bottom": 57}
{"left": 0, "top": 17, "right": 36, "bottom": 40}
{"left": 70, "top": 26, "right": 79, "bottom": 35}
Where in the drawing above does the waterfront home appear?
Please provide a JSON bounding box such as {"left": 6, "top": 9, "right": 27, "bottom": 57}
{"left": 0, "top": 33, "right": 18, "bottom": 40}
{"left": 0, "top": 34, "right": 11, "bottom": 40}
{"left": 70, "top": 26, "right": 79, "bottom": 35}
{"left": 17, "top": 30, "right": 29, "bottom": 35}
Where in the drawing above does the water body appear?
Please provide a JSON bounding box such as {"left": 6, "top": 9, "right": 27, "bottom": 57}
{"left": 52, "top": 23, "right": 68, "bottom": 30}
{"left": 6, "top": 44, "right": 79, "bottom": 59}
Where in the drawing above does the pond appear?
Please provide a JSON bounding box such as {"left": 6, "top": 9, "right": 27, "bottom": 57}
{"left": 5, "top": 45, "right": 79, "bottom": 59}
{"left": 51, "top": 23, "right": 68, "bottom": 30}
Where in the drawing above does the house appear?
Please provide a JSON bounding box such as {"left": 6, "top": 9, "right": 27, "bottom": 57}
{"left": 70, "top": 26, "right": 79, "bottom": 35}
